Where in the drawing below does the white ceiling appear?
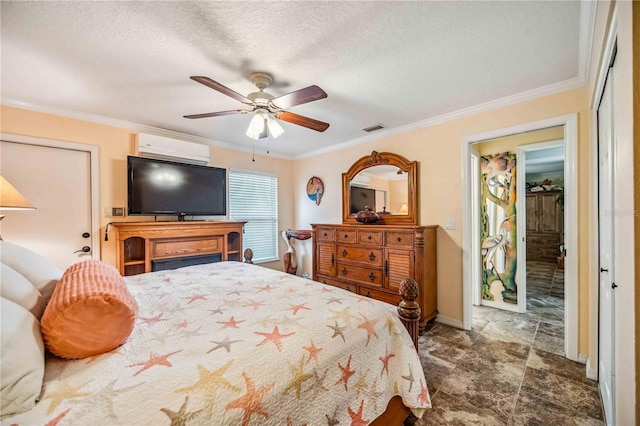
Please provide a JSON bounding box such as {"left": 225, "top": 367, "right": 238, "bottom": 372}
{"left": 525, "top": 146, "right": 565, "bottom": 174}
{"left": 1, "top": 1, "right": 588, "bottom": 159}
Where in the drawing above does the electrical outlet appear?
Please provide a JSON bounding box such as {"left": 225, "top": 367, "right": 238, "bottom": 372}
{"left": 443, "top": 218, "right": 456, "bottom": 230}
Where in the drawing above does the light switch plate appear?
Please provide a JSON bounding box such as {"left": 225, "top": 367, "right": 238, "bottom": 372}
{"left": 105, "top": 207, "right": 125, "bottom": 217}
{"left": 444, "top": 218, "right": 456, "bottom": 230}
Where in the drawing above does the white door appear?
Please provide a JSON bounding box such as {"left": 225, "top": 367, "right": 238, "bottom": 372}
{"left": 0, "top": 141, "right": 94, "bottom": 269}
{"left": 597, "top": 64, "right": 615, "bottom": 424}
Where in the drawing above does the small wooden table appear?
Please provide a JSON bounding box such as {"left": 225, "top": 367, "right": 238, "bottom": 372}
{"left": 282, "top": 229, "right": 312, "bottom": 275}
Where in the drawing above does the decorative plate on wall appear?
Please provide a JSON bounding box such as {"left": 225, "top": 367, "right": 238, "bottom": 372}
{"left": 306, "top": 176, "right": 324, "bottom": 206}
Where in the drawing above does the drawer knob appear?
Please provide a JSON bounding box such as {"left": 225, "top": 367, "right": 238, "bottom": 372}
{"left": 342, "top": 267, "right": 348, "bottom": 275}
{"left": 396, "top": 237, "right": 402, "bottom": 242}
{"left": 369, "top": 252, "right": 376, "bottom": 261}
{"left": 344, "top": 234, "right": 348, "bottom": 239}
{"left": 342, "top": 249, "right": 348, "bottom": 257}
{"left": 346, "top": 286, "right": 351, "bottom": 292}
{"left": 365, "top": 291, "right": 371, "bottom": 298}
{"left": 368, "top": 235, "right": 372, "bottom": 240}
{"left": 369, "top": 272, "right": 375, "bottom": 281}
{"left": 324, "top": 232, "right": 327, "bottom": 237}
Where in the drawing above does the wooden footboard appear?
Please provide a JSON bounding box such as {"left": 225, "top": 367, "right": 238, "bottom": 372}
{"left": 368, "top": 278, "right": 423, "bottom": 426}
{"left": 370, "top": 396, "right": 413, "bottom": 426}
{"left": 397, "top": 277, "right": 421, "bottom": 349}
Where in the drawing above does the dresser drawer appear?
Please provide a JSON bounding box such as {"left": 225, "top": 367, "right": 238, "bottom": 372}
{"left": 316, "top": 227, "right": 335, "bottom": 242}
{"left": 317, "top": 275, "right": 357, "bottom": 293}
{"left": 336, "top": 229, "right": 357, "bottom": 243}
{"left": 358, "top": 230, "right": 382, "bottom": 245}
{"left": 336, "top": 263, "right": 382, "bottom": 286}
{"left": 358, "top": 286, "right": 402, "bottom": 306}
{"left": 337, "top": 245, "right": 382, "bottom": 267}
{"left": 385, "top": 231, "right": 414, "bottom": 247}
{"left": 151, "top": 236, "right": 223, "bottom": 258}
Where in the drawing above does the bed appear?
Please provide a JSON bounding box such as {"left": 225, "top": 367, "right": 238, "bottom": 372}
{"left": 1, "top": 242, "right": 430, "bottom": 425}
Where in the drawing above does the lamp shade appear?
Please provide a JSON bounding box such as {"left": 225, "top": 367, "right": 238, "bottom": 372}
{"left": 266, "top": 116, "right": 284, "bottom": 138}
{"left": 398, "top": 203, "right": 409, "bottom": 214}
{"left": 0, "top": 176, "right": 35, "bottom": 210}
{"left": 246, "top": 110, "right": 284, "bottom": 140}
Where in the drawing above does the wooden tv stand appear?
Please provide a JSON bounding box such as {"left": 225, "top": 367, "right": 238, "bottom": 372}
{"left": 110, "top": 221, "right": 246, "bottom": 276}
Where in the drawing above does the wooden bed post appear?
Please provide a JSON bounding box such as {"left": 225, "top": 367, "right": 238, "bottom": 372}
{"left": 398, "top": 277, "right": 421, "bottom": 350}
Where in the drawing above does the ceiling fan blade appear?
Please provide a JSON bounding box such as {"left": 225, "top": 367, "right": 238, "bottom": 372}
{"left": 190, "top": 76, "right": 254, "bottom": 105}
{"left": 269, "top": 85, "right": 327, "bottom": 109}
{"left": 184, "top": 109, "right": 251, "bottom": 119}
{"left": 275, "top": 111, "right": 330, "bottom": 132}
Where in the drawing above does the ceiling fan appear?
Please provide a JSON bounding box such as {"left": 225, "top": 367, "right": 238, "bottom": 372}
{"left": 184, "top": 72, "right": 329, "bottom": 140}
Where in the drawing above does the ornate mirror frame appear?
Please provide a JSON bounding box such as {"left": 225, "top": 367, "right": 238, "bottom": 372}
{"left": 342, "top": 151, "right": 418, "bottom": 225}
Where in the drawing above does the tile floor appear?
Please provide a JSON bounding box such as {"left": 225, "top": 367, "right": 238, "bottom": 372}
{"left": 416, "top": 262, "right": 604, "bottom": 425}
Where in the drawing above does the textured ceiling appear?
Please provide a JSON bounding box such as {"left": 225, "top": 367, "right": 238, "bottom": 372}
{"left": 1, "top": 1, "right": 582, "bottom": 158}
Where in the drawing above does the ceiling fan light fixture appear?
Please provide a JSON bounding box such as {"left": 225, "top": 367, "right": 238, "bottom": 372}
{"left": 246, "top": 113, "right": 267, "bottom": 140}
{"left": 246, "top": 109, "right": 282, "bottom": 140}
{"left": 267, "top": 116, "right": 284, "bottom": 139}
{"left": 187, "top": 73, "right": 329, "bottom": 137}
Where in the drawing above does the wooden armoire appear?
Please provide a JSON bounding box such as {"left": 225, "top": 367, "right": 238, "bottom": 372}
{"left": 525, "top": 190, "right": 563, "bottom": 262}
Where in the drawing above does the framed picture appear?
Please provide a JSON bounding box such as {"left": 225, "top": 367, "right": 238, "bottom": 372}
{"left": 306, "top": 176, "right": 324, "bottom": 205}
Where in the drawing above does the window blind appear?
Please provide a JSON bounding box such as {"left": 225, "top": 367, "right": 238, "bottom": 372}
{"left": 228, "top": 169, "right": 278, "bottom": 263}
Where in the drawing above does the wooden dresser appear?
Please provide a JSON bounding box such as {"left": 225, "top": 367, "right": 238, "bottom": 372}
{"left": 312, "top": 223, "right": 437, "bottom": 328}
{"left": 110, "top": 221, "right": 245, "bottom": 276}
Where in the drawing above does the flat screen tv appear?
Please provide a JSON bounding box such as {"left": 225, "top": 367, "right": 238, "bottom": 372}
{"left": 128, "top": 156, "right": 226, "bottom": 219}
{"left": 350, "top": 186, "right": 376, "bottom": 214}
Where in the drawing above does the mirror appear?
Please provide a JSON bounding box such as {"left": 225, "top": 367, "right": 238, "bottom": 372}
{"left": 342, "top": 151, "right": 418, "bottom": 225}
{"left": 350, "top": 166, "right": 408, "bottom": 214}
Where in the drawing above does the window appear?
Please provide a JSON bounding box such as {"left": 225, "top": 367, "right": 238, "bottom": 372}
{"left": 228, "top": 169, "right": 278, "bottom": 263}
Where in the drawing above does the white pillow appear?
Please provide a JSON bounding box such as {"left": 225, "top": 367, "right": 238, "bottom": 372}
{"left": 0, "top": 241, "right": 62, "bottom": 303}
{"left": 1, "top": 263, "right": 46, "bottom": 319}
{"left": 0, "top": 297, "right": 45, "bottom": 416}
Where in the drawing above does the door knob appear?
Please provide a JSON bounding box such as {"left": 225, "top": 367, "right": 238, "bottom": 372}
{"left": 74, "top": 246, "right": 91, "bottom": 254}
{"left": 82, "top": 232, "right": 91, "bottom": 238}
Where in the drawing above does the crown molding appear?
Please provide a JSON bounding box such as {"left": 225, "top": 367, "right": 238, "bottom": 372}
{"left": 1, "top": 99, "right": 294, "bottom": 161}
{"left": 578, "top": 0, "right": 597, "bottom": 84}
{"left": 294, "top": 76, "right": 585, "bottom": 160}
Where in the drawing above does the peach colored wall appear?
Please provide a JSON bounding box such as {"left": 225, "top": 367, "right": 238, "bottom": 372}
{"left": 388, "top": 179, "right": 408, "bottom": 213}
{"left": 293, "top": 87, "right": 591, "bottom": 353}
{"left": 0, "top": 105, "right": 294, "bottom": 271}
{"left": 476, "top": 126, "right": 564, "bottom": 155}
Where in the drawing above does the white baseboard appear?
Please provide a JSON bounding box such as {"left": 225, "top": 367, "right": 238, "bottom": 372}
{"left": 585, "top": 357, "right": 598, "bottom": 381}
{"left": 480, "top": 299, "right": 521, "bottom": 313}
{"left": 435, "top": 315, "right": 465, "bottom": 329}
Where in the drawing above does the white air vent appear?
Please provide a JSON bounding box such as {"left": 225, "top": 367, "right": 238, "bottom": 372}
{"left": 136, "top": 134, "right": 210, "bottom": 165}
{"left": 362, "top": 124, "right": 385, "bottom": 133}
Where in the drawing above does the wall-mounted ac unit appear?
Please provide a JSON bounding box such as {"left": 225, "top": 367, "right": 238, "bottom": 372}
{"left": 136, "top": 133, "right": 210, "bottom": 165}
{"left": 351, "top": 173, "right": 370, "bottom": 187}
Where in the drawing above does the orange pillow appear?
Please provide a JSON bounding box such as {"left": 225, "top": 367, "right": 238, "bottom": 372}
{"left": 41, "top": 260, "right": 139, "bottom": 359}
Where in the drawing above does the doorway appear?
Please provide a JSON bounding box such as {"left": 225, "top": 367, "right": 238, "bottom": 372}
{"left": 461, "top": 114, "right": 579, "bottom": 362}
{"left": 0, "top": 133, "right": 100, "bottom": 269}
